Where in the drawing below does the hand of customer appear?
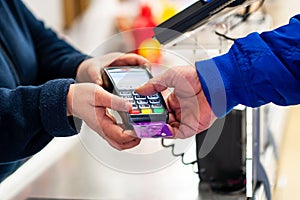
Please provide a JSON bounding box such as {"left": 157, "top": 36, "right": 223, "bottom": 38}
{"left": 136, "top": 66, "right": 217, "bottom": 139}
{"left": 67, "top": 83, "right": 141, "bottom": 150}
{"left": 76, "top": 53, "right": 149, "bottom": 85}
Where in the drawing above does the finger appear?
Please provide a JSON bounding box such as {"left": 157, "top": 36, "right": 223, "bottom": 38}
{"left": 107, "top": 127, "right": 139, "bottom": 144}
{"left": 106, "top": 130, "right": 141, "bottom": 150}
{"left": 100, "top": 68, "right": 111, "bottom": 89}
{"left": 109, "top": 53, "right": 150, "bottom": 67}
{"left": 135, "top": 68, "right": 177, "bottom": 96}
{"left": 103, "top": 126, "right": 139, "bottom": 149}
{"left": 121, "top": 138, "right": 141, "bottom": 150}
{"left": 172, "top": 124, "right": 197, "bottom": 139}
{"left": 98, "top": 52, "right": 125, "bottom": 67}
{"left": 167, "top": 111, "right": 199, "bottom": 139}
{"left": 106, "top": 136, "right": 141, "bottom": 150}
{"left": 99, "top": 129, "right": 140, "bottom": 151}
{"left": 105, "top": 109, "right": 118, "bottom": 124}
{"left": 97, "top": 75, "right": 103, "bottom": 86}
{"left": 165, "top": 124, "right": 178, "bottom": 139}
{"left": 94, "top": 87, "right": 131, "bottom": 111}
{"left": 88, "top": 67, "right": 103, "bottom": 86}
{"left": 167, "top": 92, "right": 180, "bottom": 112}
{"left": 135, "top": 82, "right": 167, "bottom": 96}
{"left": 135, "top": 78, "right": 168, "bottom": 96}
{"left": 99, "top": 112, "right": 138, "bottom": 144}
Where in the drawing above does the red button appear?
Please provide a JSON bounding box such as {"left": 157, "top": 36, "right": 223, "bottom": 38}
{"left": 130, "top": 110, "right": 140, "bottom": 114}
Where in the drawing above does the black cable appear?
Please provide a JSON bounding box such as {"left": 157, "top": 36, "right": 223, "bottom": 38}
{"left": 214, "top": 31, "right": 237, "bottom": 41}
{"left": 161, "top": 138, "right": 199, "bottom": 173}
{"left": 161, "top": 0, "right": 266, "bottom": 175}
{"left": 231, "top": 0, "right": 266, "bottom": 30}
{"left": 215, "top": 0, "right": 266, "bottom": 41}
{"left": 235, "top": 4, "right": 251, "bottom": 22}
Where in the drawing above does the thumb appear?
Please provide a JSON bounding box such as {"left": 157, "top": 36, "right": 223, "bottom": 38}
{"left": 136, "top": 70, "right": 174, "bottom": 95}
{"left": 98, "top": 52, "right": 125, "bottom": 67}
{"left": 95, "top": 87, "right": 131, "bottom": 112}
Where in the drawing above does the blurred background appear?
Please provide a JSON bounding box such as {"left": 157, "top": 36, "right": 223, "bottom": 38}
{"left": 0, "top": 0, "right": 299, "bottom": 199}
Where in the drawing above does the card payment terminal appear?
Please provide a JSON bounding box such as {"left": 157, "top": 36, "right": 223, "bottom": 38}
{"left": 103, "top": 66, "right": 172, "bottom": 138}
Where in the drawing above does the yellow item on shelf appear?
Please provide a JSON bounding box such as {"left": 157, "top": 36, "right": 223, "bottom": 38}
{"left": 159, "top": 0, "right": 178, "bottom": 23}
{"left": 137, "top": 38, "right": 162, "bottom": 63}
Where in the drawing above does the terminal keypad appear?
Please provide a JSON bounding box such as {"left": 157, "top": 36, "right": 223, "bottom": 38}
{"left": 119, "top": 90, "right": 164, "bottom": 114}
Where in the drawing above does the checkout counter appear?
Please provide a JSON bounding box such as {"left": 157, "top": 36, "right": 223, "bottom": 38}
{"left": 0, "top": 0, "right": 289, "bottom": 199}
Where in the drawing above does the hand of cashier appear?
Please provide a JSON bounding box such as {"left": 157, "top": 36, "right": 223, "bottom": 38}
{"left": 68, "top": 53, "right": 149, "bottom": 150}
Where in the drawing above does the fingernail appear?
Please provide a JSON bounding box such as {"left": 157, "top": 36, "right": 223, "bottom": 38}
{"left": 123, "top": 130, "right": 138, "bottom": 137}
{"left": 97, "top": 78, "right": 103, "bottom": 86}
{"left": 144, "top": 63, "right": 151, "bottom": 69}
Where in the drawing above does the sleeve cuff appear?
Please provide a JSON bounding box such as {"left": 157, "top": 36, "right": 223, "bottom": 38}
{"left": 39, "top": 79, "right": 80, "bottom": 137}
{"left": 195, "top": 50, "right": 249, "bottom": 118}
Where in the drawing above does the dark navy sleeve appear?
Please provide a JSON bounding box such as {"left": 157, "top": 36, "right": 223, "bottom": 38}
{"left": 0, "top": 1, "right": 85, "bottom": 170}
{"left": 16, "top": 0, "right": 88, "bottom": 82}
{"left": 196, "top": 15, "right": 300, "bottom": 117}
{"left": 0, "top": 79, "right": 77, "bottom": 163}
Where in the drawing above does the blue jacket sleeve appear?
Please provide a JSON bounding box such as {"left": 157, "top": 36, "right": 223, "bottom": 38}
{"left": 196, "top": 15, "right": 300, "bottom": 117}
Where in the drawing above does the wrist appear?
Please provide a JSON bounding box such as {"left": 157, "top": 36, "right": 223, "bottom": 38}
{"left": 76, "top": 58, "right": 102, "bottom": 85}
{"left": 67, "top": 84, "right": 74, "bottom": 116}
{"left": 76, "top": 59, "right": 89, "bottom": 83}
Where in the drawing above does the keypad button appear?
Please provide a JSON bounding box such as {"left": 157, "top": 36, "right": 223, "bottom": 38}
{"left": 121, "top": 95, "right": 133, "bottom": 100}
{"left": 134, "top": 95, "right": 147, "bottom": 100}
{"left": 139, "top": 104, "right": 151, "bottom": 109}
{"left": 147, "top": 94, "right": 159, "bottom": 100}
{"left": 153, "top": 108, "right": 164, "bottom": 114}
{"left": 151, "top": 104, "right": 163, "bottom": 109}
{"left": 141, "top": 109, "right": 152, "bottom": 114}
{"left": 130, "top": 109, "right": 140, "bottom": 114}
{"left": 149, "top": 99, "right": 161, "bottom": 104}
{"left": 136, "top": 100, "right": 148, "bottom": 105}
{"left": 119, "top": 90, "right": 166, "bottom": 117}
{"left": 132, "top": 91, "right": 139, "bottom": 96}
{"left": 129, "top": 100, "right": 135, "bottom": 104}
{"left": 131, "top": 104, "right": 138, "bottom": 110}
{"left": 120, "top": 91, "right": 132, "bottom": 95}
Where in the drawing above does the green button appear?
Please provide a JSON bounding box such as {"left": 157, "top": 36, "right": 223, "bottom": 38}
{"left": 153, "top": 108, "right": 164, "bottom": 113}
